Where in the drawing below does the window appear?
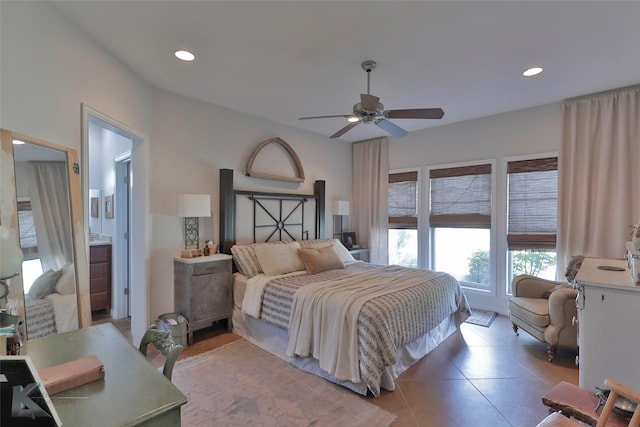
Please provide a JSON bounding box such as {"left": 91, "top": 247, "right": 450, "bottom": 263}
{"left": 429, "top": 164, "right": 492, "bottom": 290}
{"left": 507, "top": 157, "right": 558, "bottom": 292}
{"left": 388, "top": 171, "right": 418, "bottom": 267}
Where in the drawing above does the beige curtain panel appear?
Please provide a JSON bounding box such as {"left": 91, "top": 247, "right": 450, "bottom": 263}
{"left": 558, "top": 86, "right": 640, "bottom": 277}
{"left": 352, "top": 137, "right": 389, "bottom": 265}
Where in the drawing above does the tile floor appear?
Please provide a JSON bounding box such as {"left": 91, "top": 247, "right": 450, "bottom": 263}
{"left": 101, "top": 314, "right": 578, "bottom": 427}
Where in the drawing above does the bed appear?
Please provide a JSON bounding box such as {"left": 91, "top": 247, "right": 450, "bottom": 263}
{"left": 23, "top": 262, "right": 79, "bottom": 339}
{"left": 219, "top": 169, "right": 470, "bottom": 396}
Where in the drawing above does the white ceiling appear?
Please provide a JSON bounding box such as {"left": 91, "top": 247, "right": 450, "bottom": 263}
{"left": 52, "top": 1, "right": 640, "bottom": 142}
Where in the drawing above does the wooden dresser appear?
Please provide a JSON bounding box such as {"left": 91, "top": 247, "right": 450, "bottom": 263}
{"left": 89, "top": 244, "right": 112, "bottom": 313}
{"left": 174, "top": 254, "right": 233, "bottom": 345}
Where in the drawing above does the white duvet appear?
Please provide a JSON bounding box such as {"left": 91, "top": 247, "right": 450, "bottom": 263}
{"left": 45, "top": 292, "right": 79, "bottom": 333}
{"left": 241, "top": 271, "right": 307, "bottom": 318}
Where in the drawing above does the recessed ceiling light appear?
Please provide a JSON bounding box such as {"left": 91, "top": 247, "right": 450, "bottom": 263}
{"left": 175, "top": 50, "right": 195, "bottom": 62}
{"left": 523, "top": 67, "right": 543, "bottom": 77}
{"left": 347, "top": 116, "right": 361, "bottom": 123}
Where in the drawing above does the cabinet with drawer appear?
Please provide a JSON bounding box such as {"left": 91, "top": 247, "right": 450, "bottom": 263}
{"left": 174, "top": 254, "right": 233, "bottom": 345}
{"left": 89, "top": 244, "right": 112, "bottom": 312}
{"left": 575, "top": 257, "right": 640, "bottom": 393}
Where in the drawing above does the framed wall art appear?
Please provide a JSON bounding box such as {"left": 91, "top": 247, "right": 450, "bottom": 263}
{"left": 90, "top": 197, "right": 99, "bottom": 218}
{"left": 105, "top": 195, "right": 114, "bottom": 219}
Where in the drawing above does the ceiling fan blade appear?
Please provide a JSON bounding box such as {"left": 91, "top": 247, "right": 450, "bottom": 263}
{"left": 385, "top": 108, "right": 444, "bottom": 119}
{"left": 298, "top": 114, "right": 351, "bottom": 120}
{"left": 360, "top": 94, "right": 380, "bottom": 111}
{"left": 375, "top": 119, "right": 408, "bottom": 138}
{"left": 330, "top": 122, "right": 360, "bottom": 138}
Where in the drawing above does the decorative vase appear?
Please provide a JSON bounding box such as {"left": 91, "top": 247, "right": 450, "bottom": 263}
{"left": 633, "top": 234, "right": 640, "bottom": 252}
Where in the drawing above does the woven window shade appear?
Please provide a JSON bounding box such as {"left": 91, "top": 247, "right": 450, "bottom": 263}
{"left": 429, "top": 164, "right": 491, "bottom": 228}
{"left": 389, "top": 171, "right": 417, "bottom": 228}
{"left": 507, "top": 157, "right": 558, "bottom": 250}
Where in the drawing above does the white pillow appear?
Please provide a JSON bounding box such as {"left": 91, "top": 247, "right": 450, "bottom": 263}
{"left": 331, "top": 239, "right": 356, "bottom": 263}
{"left": 28, "top": 268, "right": 63, "bottom": 300}
{"left": 254, "top": 241, "right": 305, "bottom": 276}
{"left": 55, "top": 262, "right": 76, "bottom": 295}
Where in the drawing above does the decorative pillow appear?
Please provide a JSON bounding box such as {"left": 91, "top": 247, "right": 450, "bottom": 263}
{"left": 55, "top": 262, "right": 76, "bottom": 295}
{"left": 299, "top": 239, "right": 356, "bottom": 264}
{"left": 28, "top": 268, "right": 63, "bottom": 300}
{"left": 298, "top": 238, "right": 335, "bottom": 248}
{"left": 231, "top": 240, "right": 291, "bottom": 278}
{"left": 254, "top": 242, "right": 305, "bottom": 276}
{"left": 542, "top": 284, "right": 570, "bottom": 299}
{"left": 297, "top": 245, "right": 345, "bottom": 275}
{"left": 231, "top": 245, "right": 262, "bottom": 278}
{"left": 331, "top": 239, "right": 356, "bottom": 264}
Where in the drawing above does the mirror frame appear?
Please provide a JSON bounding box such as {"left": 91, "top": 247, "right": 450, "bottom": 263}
{"left": 0, "top": 128, "right": 91, "bottom": 337}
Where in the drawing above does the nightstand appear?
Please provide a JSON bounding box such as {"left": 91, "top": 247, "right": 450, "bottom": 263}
{"left": 349, "top": 248, "right": 370, "bottom": 262}
{"left": 174, "top": 254, "right": 233, "bottom": 345}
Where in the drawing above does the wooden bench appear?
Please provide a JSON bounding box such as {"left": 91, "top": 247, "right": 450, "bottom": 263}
{"left": 541, "top": 381, "right": 638, "bottom": 427}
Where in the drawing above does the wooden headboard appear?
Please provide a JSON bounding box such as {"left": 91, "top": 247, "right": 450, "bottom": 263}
{"left": 219, "top": 169, "right": 325, "bottom": 254}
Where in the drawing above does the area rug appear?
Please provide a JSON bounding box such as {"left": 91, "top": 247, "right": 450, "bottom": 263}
{"left": 172, "top": 339, "right": 397, "bottom": 427}
{"left": 464, "top": 309, "right": 498, "bottom": 327}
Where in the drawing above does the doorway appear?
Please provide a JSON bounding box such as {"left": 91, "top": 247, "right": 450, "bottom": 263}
{"left": 81, "top": 104, "right": 147, "bottom": 343}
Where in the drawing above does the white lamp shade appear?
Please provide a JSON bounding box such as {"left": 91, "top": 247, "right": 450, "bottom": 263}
{"left": 0, "top": 225, "right": 23, "bottom": 279}
{"left": 332, "top": 200, "right": 350, "bottom": 216}
{"left": 178, "top": 194, "right": 211, "bottom": 217}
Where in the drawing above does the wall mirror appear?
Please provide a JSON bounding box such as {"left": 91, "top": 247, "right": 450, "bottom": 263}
{"left": 0, "top": 129, "right": 91, "bottom": 340}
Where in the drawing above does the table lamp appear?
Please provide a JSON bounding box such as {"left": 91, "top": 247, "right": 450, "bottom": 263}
{"left": 178, "top": 194, "right": 211, "bottom": 250}
{"left": 332, "top": 200, "right": 350, "bottom": 240}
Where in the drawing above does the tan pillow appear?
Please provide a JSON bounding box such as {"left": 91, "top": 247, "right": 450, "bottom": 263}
{"left": 542, "top": 284, "right": 569, "bottom": 299}
{"left": 297, "top": 245, "right": 345, "bottom": 275}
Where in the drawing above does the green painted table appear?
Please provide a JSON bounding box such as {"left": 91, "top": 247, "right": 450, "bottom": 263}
{"left": 21, "top": 323, "right": 187, "bottom": 426}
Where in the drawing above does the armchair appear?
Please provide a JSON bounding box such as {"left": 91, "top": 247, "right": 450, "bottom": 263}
{"left": 508, "top": 275, "right": 578, "bottom": 361}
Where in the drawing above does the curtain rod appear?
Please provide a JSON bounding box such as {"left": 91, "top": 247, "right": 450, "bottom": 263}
{"left": 564, "top": 84, "right": 640, "bottom": 103}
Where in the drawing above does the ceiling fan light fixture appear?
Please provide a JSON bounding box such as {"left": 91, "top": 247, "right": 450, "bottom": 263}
{"left": 347, "top": 116, "right": 361, "bottom": 123}
{"left": 523, "top": 66, "right": 543, "bottom": 77}
{"left": 175, "top": 50, "right": 195, "bottom": 62}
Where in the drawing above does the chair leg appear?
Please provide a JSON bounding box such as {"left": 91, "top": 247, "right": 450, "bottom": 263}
{"left": 512, "top": 323, "right": 519, "bottom": 335}
{"left": 547, "top": 344, "right": 557, "bottom": 362}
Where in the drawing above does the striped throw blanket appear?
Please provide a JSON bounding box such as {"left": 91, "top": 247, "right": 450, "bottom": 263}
{"left": 244, "top": 263, "right": 470, "bottom": 396}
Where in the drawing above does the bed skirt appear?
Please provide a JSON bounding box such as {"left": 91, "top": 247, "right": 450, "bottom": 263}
{"left": 232, "top": 305, "right": 461, "bottom": 396}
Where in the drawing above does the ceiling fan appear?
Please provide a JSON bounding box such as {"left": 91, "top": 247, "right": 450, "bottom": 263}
{"left": 298, "top": 60, "right": 444, "bottom": 139}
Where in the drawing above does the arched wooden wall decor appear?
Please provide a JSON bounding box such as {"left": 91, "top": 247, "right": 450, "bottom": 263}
{"left": 245, "top": 137, "right": 305, "bottom": 183}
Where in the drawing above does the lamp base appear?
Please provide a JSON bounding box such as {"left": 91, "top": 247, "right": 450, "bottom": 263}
{"left": 180, "top": 249, "right": 204, "bottom": 259}
{"left": 184, "top": 217, "right": 200, "bottom": 250}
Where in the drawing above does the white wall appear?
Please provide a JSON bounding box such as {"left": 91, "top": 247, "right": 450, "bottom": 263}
{"left": 389, "top": 103, "right": 562, "bottom": 313}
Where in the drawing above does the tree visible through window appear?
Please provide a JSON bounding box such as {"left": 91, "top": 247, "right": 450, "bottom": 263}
{"left": 507, "top": 157, "right": 558, "bottom": 292}
{"left": 430, "top": 163, "right": 492, "bottom": 290}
